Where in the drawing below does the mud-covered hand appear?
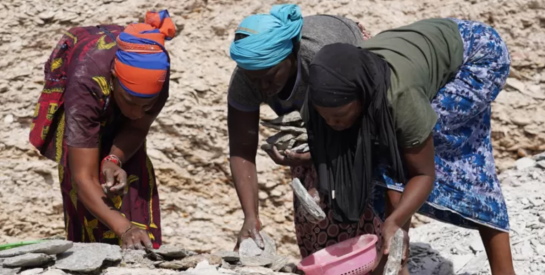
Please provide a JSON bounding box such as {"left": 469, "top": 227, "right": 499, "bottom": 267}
{"left": 265, "top": 146, "right": 312, "bottom": 167}
{"left": 119, "top": 225, "right": 153, "bottom": 250}
{"left": 101, "top": 159, "right": 127, "bottom": 196}
{"left": 234, "top": 218, "right": 264, "bottom": 251}
{"left": 381, "top": 219, "right": 410, "bottom": 268}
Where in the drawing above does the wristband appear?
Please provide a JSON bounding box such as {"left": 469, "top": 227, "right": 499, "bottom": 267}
{"left": 101, "top": 154, "right": 122, "bottom": 168}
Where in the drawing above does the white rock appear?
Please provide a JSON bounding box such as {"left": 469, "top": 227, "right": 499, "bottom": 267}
{"left": 516, "top": 157, "right": 537, "bottom": 170}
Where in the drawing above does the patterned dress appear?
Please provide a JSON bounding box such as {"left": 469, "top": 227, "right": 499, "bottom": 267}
{"left": 294, "top": 19, "right": 511, "bottom": 257}
{"left": 29, "top": 25, "right": 165, "bottom": 248}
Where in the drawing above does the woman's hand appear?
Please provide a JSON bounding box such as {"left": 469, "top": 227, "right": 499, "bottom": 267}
{"left": 101, "top": 161, "right": 127, "bottom": 196}
{"left": 118, "top": 224, "right": 153, "bottom": 250}
{"left": 234, "top": 218, "right": 264, "bottom": 251}
{"left": 265, "top": 146, "right": 312, "bottom": 167}
{"left": 381, "top": 218, "right": 410, "bottom": 267}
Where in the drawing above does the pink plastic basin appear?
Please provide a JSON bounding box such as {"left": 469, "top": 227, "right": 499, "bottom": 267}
{"left": 297, "top": 234, "right": 377, "bottom": 275}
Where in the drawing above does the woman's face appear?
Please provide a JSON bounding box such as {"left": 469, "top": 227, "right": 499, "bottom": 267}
{"left": 314, "top": 100, "right": 362, "bottom": 131}
{"left": 112, "top": 79, "right": 158, "bottom": 120}
{"left": 241, "top": 55, "right": 295, "bottom": 98}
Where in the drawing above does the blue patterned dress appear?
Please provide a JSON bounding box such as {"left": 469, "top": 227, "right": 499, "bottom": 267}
{"left": 373, "top": 19, "right": 511, "bottom": 232}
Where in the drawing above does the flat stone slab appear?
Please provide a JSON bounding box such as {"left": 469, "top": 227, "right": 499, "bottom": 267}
{"left": 0, "top": 240, "right": 73, "bottom": 258}
{"left": 240, "top": 256, "right": 273, "bottom": 267}
{"left": 0, "top": 266, "right": 21, "bottom": 275}
{"left": 54, "top": 243, "right": 121, "bottom": 273}
{"left": 103, "top": 267, "right": 181, "bottom": 275}
{"left": 20, "top": 268, "right": 44, "bottom": 275}
{"left": 212, "top": 251, "right": 239, "bottom": 263}
{"left": 270, "top": 256, "right": 289, "bottom": 272}
{"left": 260, "top": 232, "right": 276, "bottom": 256}
{"left": 153, "top": 245, "right": 190, "bottom": 259}
{"left": 41, "top": 269, "right": 68, "bottom": 275}
{"left": 2, "top": 253, "right": 55, "bottom": 268}
{"left": 158, "top": 254, "right": 222, "bottom": 270}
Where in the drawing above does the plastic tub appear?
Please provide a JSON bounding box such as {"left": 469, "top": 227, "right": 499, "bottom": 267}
{"left": 297, "top": 234, "right": 378, "bottom": 275}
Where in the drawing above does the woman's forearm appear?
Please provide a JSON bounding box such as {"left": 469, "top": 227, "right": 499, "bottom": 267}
{"left": 387, "top": 175, "right": 434, "bottom": 226}
{"left": 73, "top": 176, "right": 131, "bottom": 235}
{"left": 110, "top": 126, "right": 148, "bottom": 164}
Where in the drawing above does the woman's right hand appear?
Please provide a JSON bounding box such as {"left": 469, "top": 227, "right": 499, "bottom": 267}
{"left": 118, "top": 224, "right": 153, "bottom": 250}
{"left": 234, "top": 218, "right": 264, "bottom": 251}
{"left": 265, "top": 146, "right": 312, "bottom": 167}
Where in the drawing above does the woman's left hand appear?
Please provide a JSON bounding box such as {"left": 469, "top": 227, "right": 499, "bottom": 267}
{"left": 381, "top": 218, "right": 410, "bottom": 266}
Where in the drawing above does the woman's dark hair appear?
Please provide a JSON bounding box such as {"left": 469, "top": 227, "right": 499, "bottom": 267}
{"left": 234, "top": 33, "right": 300, "bottom": 56}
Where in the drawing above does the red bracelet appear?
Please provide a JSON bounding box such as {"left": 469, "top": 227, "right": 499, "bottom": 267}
{"left": 101, "top": 154, "right": 122, "bottom": 168}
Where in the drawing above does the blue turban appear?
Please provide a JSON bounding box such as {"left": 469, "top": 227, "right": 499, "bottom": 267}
{"left": 229, "top": 4, "right": 303, "bottom": 71}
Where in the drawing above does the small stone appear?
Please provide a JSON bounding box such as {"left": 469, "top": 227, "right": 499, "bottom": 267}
{"left": 539, "top": 216, "right": 545, "bottom": 224}
{"left": 153, "top": 245, "right": 190, "bottom": 259}
{"left": 240, "top": 256, "right": 273, "bottom": 267}
{"left": 20, "top": 268, "right": 44, "bottom": 275}
{"left": 239, "top": 239, "right": 263, "bottom": 257}
{"left": 3, "top": 253, "right": 54, "bottom": 268}
{"left": 0, "top": 240, "right": 73, "bottom": 258}
{"left": 537, "top": 160, "right": 545, "bottom": 169}
{"left": 3, "top": 114, "right": 13, "bottom": 124}
{"left": 55, "top": 243, "right": 121, "bottom": 273}
{"left": 506, "top": 78, "right": 526, "bottom": 92}
{"left": 516, "top": 157, "right": 536, "bottom": 171}
{"left": 41, "top": 269, "right": 68, "bottom": 275}
{"left": 102, "top": 267, "right": 181, "bottom": 275}
{"left": 212, "top": 251, "right": 239, "bottom": 263}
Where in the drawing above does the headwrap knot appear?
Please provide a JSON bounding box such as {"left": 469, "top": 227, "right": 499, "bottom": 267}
{"left": 229, "top": 4, "right": 303, "bottom": 70}
{"left": 114, "top": 10, "right": 176, "bottom": 98}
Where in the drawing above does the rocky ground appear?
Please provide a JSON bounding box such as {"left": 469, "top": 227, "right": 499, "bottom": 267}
{"left": 0, "top": 0, "right": 544, "bottom": 274}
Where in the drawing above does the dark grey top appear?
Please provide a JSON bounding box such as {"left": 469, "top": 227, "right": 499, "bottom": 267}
{"left": 228, "top": 14, "right": 365, "bottom": 115}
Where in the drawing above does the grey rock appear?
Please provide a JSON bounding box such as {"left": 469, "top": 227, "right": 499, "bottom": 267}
{"left": 262, "top": 111, "right": 303, "bottom": 125}
{"left": 55, "top": 243, "right": 121, "bottom": 273}
{"left": 516, "top": 157, "right": 536, "bottom": 170}
{"left": 291, "top": 178, "right": 326, "bottom": 224}
{"left": 158, "top": 254, "right": 222, "bottom": 270}
{"left": 20, "top": 268, "right": 44, "bottom": 275}
{"left": 0, "top": 266, "right": 20, "bottom": 275}
{"left": 153, "top": 245, "right": 190, "bottom": 259}
{"left": 122, "top": 249, "right": 146, "bottom": 263}
{"left": 239, "top": 238, "right": 263, "bottom": 257}
{"left": 384, "top": 229, "right": 405, "bottom": 275}
{"left": 2, "top": 253, "right": 54, "bottom": 268}
{"left": 266, "top": 132, "right": 296, "bottom": 145}
{"left": 270, "top": 256, "right": 289, "bottom": 272}
{"left": 240, "top": 256, "right": 273, "bottom": 267}
{"left": 212, "top": 251, "right": 239, "bottom": 263}
{"left": 41, "top": 269, "right": 68, "bottom": 275}
{"left": 260, "top": 232, "right": 276, "bottom": 256}
{"left": 0, "top": 240, "right": 73, "bottom": 258}
{"left": 103, "top": 267, "right": 180, "bottom": 275}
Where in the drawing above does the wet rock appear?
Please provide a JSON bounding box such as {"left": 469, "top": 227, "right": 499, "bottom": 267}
{"left": 212, "top": 251, "right": 239, "bottom": 263}
{"left": 2, "top": 253, "right": 54, "bottom": 268}
{"left": 240, "top": 255, "right": 273, "bottom": 267}
{"left": 0, "top": 240, "right": 73, "bottom": 258}
{"left": 54, "top": 243, "right": 121, "bottom": 273}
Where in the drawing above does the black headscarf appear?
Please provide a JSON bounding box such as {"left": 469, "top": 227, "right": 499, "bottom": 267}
{"left": 305, "top": 43, "right": 406, "bottom": 223}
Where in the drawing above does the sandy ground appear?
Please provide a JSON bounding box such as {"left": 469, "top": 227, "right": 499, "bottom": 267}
{"left": 0, "top": 0, "right": 544, "bottom": 265}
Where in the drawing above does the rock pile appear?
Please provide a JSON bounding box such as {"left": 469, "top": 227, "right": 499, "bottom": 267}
{"left": 0, "top": 236, "right": 298, "bottom": 275}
